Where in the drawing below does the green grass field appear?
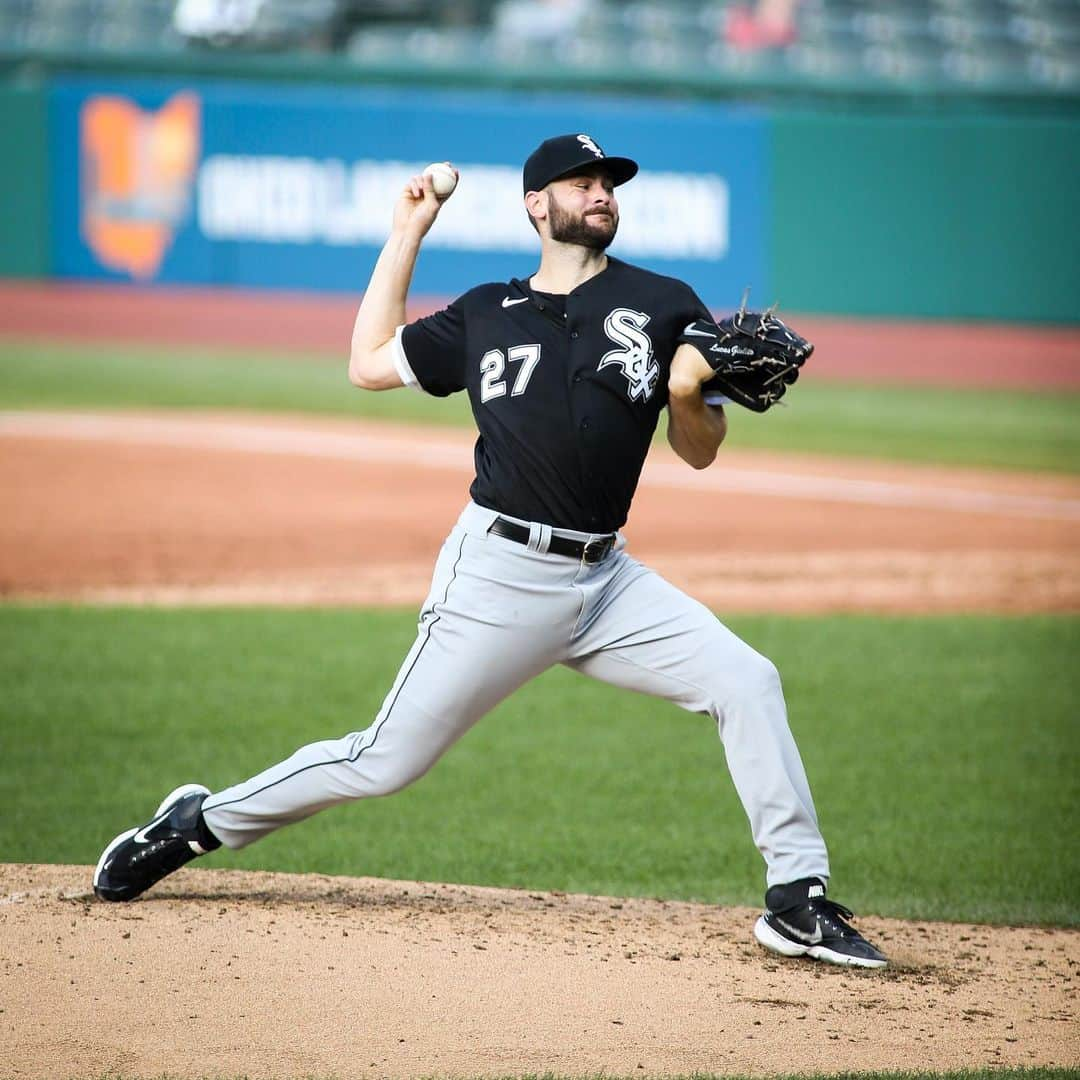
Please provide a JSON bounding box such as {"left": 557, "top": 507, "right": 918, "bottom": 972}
{"left": 2, "top": 338, "right": 1078, "bottom": 472}
{"left": 3, "top": 606, "right": 1076, "bottom": 927}
{"left": 3, "top": 335, "right": 1079, "bottom": 931}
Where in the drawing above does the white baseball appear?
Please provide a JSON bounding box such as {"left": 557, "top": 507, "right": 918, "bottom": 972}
{"left": 423, "top": 161, "right": 458, "bottom": 198}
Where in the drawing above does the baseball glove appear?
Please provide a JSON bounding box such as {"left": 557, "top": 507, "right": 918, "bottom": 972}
{"left": 677, "top": 304, "right": 813, "bottom": 413}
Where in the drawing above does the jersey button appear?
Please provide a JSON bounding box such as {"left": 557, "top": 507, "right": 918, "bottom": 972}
{"left": 580, "top": 418, "right": 591, "bottom": 430}
{"left": 571, "top": 331, "right": 579, "bottom": 339}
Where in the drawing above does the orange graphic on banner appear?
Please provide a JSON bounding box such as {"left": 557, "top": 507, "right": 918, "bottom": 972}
{"left": 80, "top": 91, "right": 201, "bottom": 280}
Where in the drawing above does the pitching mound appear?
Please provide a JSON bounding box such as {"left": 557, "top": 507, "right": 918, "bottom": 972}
{"left": 3, "top": 864, "right": 1076, "bottom": 1078}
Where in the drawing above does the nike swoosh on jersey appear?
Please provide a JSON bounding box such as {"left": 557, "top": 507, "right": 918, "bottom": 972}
{"left": 682, "top": 326, "right": 716, "bottom": 337}
{"left": 502, "top": 297, "right": 529, "bottom": 308}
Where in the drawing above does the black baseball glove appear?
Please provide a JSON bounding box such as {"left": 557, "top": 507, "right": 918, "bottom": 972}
{"left": 677, "top": 306, "right": 813, "bottom": 413}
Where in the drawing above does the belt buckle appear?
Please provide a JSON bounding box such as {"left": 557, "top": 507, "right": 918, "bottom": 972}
{"left": 582, "top": 537, "right": 611, "bottom": 564}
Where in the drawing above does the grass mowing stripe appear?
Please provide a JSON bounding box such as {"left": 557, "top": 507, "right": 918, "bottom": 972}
{"left": 724, "top": 380, "right": 1080, "bottom": 473}
{"left": 0, "top": 338, "right": 472, "bottom": 427}
{"left": 2, "top": 338, "right": 1077, "bottom": 473}
{"left": 2, "top": 607, "right": 1076, "bottom": 927}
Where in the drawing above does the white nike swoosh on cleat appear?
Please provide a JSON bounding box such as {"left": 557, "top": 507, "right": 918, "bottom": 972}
{"left": 132, "top": 810, "right": 172, "bottom": 845}
{"left": 776, "top": 915, "right": 824, "bottom": 945}
{"left": 501, "top": 297, "right": 529, "bottom": 307}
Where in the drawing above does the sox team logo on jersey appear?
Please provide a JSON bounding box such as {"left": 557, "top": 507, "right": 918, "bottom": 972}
{"left": 599, "top": 308, "right": 659, "bottom": 402}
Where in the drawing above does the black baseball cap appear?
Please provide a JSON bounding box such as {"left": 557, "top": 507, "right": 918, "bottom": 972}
{"left": 523, "top": 133, "right": 639, "bottom": 194}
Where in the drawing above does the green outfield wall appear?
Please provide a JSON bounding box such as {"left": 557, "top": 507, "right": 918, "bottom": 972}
{"left": 0, "top": 84, "right": 49, "bottom": 277}
{"left": 770, "top": 107, "right": 1080, "bottom": 321}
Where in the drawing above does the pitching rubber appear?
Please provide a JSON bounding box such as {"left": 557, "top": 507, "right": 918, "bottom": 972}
{"left": 753, "top": 914, "right": 887, "bottom": 969}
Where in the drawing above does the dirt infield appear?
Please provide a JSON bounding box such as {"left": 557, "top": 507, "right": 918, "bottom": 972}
{"left": 2, "top": 864, "right": 1077, "bottom": 1078}
{"left": 2, "top": 409, "right": 1078, "bottom": 612}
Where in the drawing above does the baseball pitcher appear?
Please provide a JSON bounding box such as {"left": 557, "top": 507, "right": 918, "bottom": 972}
{"left": 93, "top": 133, "right": 887, "bottom": 969}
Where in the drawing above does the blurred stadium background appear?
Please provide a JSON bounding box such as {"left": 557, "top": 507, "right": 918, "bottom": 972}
{"left": 0, "top": 0, "right": 1077, "bottom": 91}
{"left": 0, "top": 0, "right": 1077, "bottom": 326}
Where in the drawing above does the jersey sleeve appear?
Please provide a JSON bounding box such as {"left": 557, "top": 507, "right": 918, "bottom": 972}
{"left": 683, "top": 284, "right": 712, "bottom": 324}
{"left": 396, "top": 296, "right": 468, "bottom": 397}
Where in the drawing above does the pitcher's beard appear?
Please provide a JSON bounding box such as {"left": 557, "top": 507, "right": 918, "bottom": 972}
{"left": 548, "top": 201, "right": 617, "bottom": 251}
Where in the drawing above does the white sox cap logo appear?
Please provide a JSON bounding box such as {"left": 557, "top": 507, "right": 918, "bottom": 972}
{"left": 576, "top": 134, "right": 604, "bottom": 159}
{"left": 599, "top": 308, "right": 658, "bottom": 402}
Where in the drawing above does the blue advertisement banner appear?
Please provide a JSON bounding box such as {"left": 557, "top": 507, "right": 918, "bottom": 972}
{"left": 51, "top": 78, "right": 769, "bottom": 307}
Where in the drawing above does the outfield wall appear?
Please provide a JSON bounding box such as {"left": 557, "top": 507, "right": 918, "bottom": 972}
{"left": 0, "top": 74, "right": 1077, "bottom": 322}
{"left": 48, "top": 79, "right": 769, "bottom": 309}
{"left": 0, "top": 85, "right": 49, "bottom": 278}
{"left": 771, "top": 108, "right": 1080, "bottom": 321}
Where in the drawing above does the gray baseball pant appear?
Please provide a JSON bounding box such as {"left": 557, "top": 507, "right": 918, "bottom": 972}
{"left": 202, "top": 501, "right": 829, "bottom": 887}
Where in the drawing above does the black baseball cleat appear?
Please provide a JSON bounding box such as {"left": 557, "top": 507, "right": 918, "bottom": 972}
{"left": 93, "top": 783, "right": 220, "bottom": 902}
{"left": 753, "top": 877, "right": 888, "bottom": 968}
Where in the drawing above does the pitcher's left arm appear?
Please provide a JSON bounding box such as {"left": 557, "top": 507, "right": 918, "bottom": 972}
{"left": 666, "top": 342, "right": 728, "bottom": 470}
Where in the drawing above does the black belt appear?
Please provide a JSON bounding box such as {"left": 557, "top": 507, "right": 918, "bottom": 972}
{"left": 487, "top": 516, "right": 616, "bottom": 564}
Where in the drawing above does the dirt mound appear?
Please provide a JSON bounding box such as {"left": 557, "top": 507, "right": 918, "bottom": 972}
{"left": 2, "top": 863, "right": 1076, "bottom": 1078}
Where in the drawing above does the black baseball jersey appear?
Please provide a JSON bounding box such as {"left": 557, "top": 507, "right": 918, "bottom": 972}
{"left": 397, "top": 256, "right": 711, "bottom": 533}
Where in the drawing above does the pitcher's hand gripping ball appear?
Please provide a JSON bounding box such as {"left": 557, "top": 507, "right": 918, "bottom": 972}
{"left": 423, "top": 162, "right": 458, "bottom": 199}
{"left": 678, "top": 300, "right": 813, "bottom": 413}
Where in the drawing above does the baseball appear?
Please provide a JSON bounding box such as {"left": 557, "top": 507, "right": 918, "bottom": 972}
{"left": 423, "top": 161, "right": 458, "bottom": 198}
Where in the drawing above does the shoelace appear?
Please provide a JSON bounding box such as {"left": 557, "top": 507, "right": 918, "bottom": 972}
{"left": 806, "top": 897, "right": 859, "bottom": 937}
{"left": 772, "top": 896, "right": 859, "bottom": 934}
{"left": 816, "top": 898, "right": 855, "bottom": 920}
